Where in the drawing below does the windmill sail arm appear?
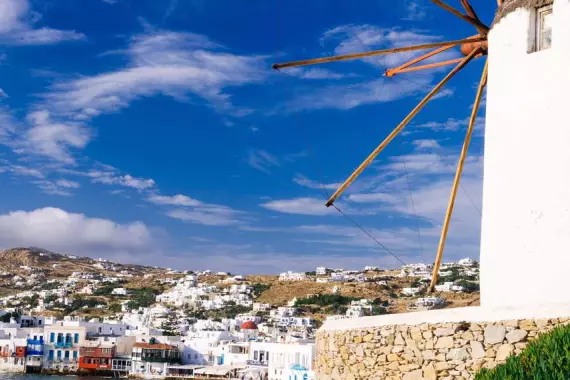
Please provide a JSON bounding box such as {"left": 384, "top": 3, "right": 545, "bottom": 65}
{"left": 324, "top": 48, "right": 482, "bottom": 208}
{"left": 272, "top": 37, "right": 485, "bottom": 70}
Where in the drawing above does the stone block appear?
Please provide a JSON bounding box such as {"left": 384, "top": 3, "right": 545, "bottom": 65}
{"left": 496, "top": 343, "right": 514, "bottom": 361}
{"left": 505, "top": 329, "right": 528, "bottom": 344}
{"left": 484, "top": 325, "right": 506, "bottom": 345}
{"left": 435, "top": 336, "right": 454, "bottom": 349}
{"left": 470, "top": 341, "right": 485, "bottom": 359}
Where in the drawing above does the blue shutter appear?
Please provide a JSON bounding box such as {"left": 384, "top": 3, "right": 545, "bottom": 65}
{"left": 50, "top": 333, "right": 55, "bottom": 343}
{"left": 48, "top": 350, "right": 54, "bottom": 360}
{"left": 73, "top": 351, "right": 78, "bottom": 359}
{"left": 64, "top": 351, "right": 70, "bottom": 359}
{"left": 57, "top": 350, "right": 62, "bottom": 358}
{"left": 74, "top": 333, "right": 79, "bottom": 343}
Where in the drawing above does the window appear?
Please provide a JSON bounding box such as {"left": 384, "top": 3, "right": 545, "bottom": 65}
{"left": 64, "top": 351, "right": 70, "bottom": 359}
{"left": 50, "top": 333, "right": 55, "bottom": 343}
{"left": 57, "top": 350, "right": 62, "bottom": 358}
{"left": 74, "top": 333, "right": 79, "bottom": 344}
{"left": 73, "top": 351, "right": 78, "bottom": 359}
{"left": 536, "top": 5, "right": 553, "bottom": 51}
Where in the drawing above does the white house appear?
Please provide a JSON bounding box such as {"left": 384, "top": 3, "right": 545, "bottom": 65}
{"left": 248, "top": 342, "right": 315, "bottom": 380}
{"left": 434, "top": 282, "right": 465, "bottom": 293}
{"left": 111, "top": 288, "right": 129, "bottom": 296}
{"left": 458, "top": 257, "right": 475, "bottom": 267}
{"left": 401, "top": 287, "right": 422, "bottom": 297}
{"left": 315, "top": 267, "right": 327, "bottom": 276}
{"left": 279, "top": 271, "right": 307, "bottom": 281}
{"left": 253, "top": 303, "right": 271, "bottom": 312}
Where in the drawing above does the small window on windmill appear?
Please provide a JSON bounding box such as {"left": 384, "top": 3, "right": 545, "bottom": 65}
{"left": 536, "top": 5, "right": 553, "bottom": 51}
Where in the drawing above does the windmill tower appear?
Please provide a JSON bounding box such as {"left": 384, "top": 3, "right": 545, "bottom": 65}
{"left": 274, "top": 0, "right": 569, "bottom": 310}
{"left": 480, "top": 0, "right": 568, "bottom": 309}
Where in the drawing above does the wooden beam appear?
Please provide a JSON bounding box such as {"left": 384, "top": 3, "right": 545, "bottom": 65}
{"left": 384, "top": 44, "right": 456, "bottom": 77}
{"left": 324, "top": 48, "right": 482, "bottom": 208}
{"left": 428, "top": 59, "right": 488, "bottom": 293}
{"left": 387, "top": 55, "right": 483, "bottom": 76}
{"left": 460, "top": 0, "right": 483, "bottom": 26}
{"left": 272, "top": 37, "right": 484, "bottom": 70}
{"left": 428, "top": 0, "right": 489, "bottom": 35}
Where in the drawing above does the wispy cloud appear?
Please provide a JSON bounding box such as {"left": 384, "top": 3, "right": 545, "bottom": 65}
{"left": 147, "top": 194, "right": 202, "bottom": 207}
{"left": 246, "top": 149, "right": 280, "bottom": 174}
{"left": 0, "top": 0, "right": 85, "bottom": 46}
{"left": 167, "top": 206, "right": 244, "bottom": 226}
{"left": 412, "top": 139, "right": 441, "bottom": 150}
{"left": 42, "top": 30, "right": 266, "bottom": 121}
{"left": 402, "top": 0, "right": 427, "bottom": 21}
{"left": 89, "top": 171, "right": 156, "bottom": 191}
{"left": 260, "top": 197, "right": 336, "bottom": 216}
{"left": 293, "top": 174, "right": 341, "bottom": 190}
{"left": 284, "top": 67, "right": 353, "bottom": 80}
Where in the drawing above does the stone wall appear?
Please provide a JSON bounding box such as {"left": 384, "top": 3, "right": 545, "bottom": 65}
{"left": 316, "top": 317, "right": 570, "bottom": 380}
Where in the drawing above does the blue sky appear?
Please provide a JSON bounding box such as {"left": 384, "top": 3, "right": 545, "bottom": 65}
{"left": 0, "top": 0, "right": 494, "bottom": 273}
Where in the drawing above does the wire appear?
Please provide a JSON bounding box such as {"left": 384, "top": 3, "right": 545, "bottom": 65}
{"left": 331, "top": 204, "right": 407, "bottom": 266}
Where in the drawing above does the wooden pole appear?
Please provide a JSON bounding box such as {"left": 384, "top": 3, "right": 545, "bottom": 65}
{"left": 387, "top": 55, "right": 484, "bottom": 76}
{"left": 384, "top": 44, "right": 456, "bottom": 77}
{"left": 428, "top": 59, "right": 488, "bottom": 293}
{"left": 459, "top": 0, "right": 484, "bottom": 29}
{"left": 272, "top": 37, "right": 484, "bottom": 70}
{"left": 324, "top": 48, "right": 481, "bottom": 207}
{"left": 428, "top": 0, "right": 489, "bottom": 35}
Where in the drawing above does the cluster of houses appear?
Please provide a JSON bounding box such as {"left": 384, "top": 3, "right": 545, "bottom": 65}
{"left": 0, "top": 311, "right": 316, "bottom": 380}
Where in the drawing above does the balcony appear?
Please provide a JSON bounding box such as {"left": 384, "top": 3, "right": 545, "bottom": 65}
{"left": 26, "top": 349, "right": 43, "bottom": 356}
{"left": 140, "top": 357, "right": 181, "bottom": 364}
{"left": 54, "top": 341, "right": 73, "bottom": 348}
{"left": 246, "top": 360, "right": 268, "bottom": 367}
{"left": 26, "top": 339, "right": 44, "bottom": 345}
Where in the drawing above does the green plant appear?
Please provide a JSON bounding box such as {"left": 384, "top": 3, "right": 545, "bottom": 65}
{"left": 475, "top": 324, "right": 570, "bottom": 380}
{"left": 295, "top": 294, "right": 358, "bottom": 307}
{"left": 251, "top": 283, "right": 270, "bottom": 297}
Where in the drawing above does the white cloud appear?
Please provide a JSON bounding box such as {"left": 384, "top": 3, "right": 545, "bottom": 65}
{"left": 0, "top": 207, "right": 155, "bottom": 255}
{"left": 0, "top": 0, "right": 85, "bottom": 46}
{"left": 55, "top": 179, "right": 80, "bottom": 189}
{"left": 348, "top": 192, "right": 396, "bottom": 203}
{"left": 9, "top": 165, "right": 44, "bottom": 178}
{"left": 293, "top": 174, "right": 341, "bottom": 190}
{"left": 31, "top": 180, "right": 73, "bottom": 196}
{"left": 20, "top": 110, "right": 90, "bottom": 164}
{"left": 147, "top": 194, "right": 201, "bottom": 207}
{"left": 412, "top": 139, "right": 441, "bottom": 150}
{"left": 89, "top": 171, "right": 155, "bottom": 191}
{"left": 284, "top": 67, "right": 351, "bottom": 80}
{"left": 415, "top": 117, "right": 467, "bottom": 131}
{"left": 402, "top": 0, "right": 427, "bottom": 21}
{"left": 260, "top": 197, "right": 336, "bottom": 216}
{"left": 0, "top": 89, "right": 7, "bottom": 98}
{"left": 167, "top": 206, "right": 243, "bottom": 226}
{"left": 286, "top": 76, "right": 431, "bottom": 112}
{"left": 246, "top": 150, "right": 279, "bottom": 174}
{"left": 42, "top": 31, "right": 266, "bottom": 121}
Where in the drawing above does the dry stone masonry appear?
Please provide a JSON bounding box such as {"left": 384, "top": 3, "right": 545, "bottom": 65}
{"left": 315, "top": 317, "right": 570, "bottom": 380}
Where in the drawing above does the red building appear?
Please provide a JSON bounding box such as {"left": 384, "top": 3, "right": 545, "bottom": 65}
{"left": 79, "top": 345, "right": 115, "bottom": 371}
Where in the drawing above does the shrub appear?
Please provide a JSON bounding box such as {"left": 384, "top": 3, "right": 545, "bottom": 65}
{"left": 475, "top": 324, "right": 570, "bottom": 380}
{"left": 295, "top": 294, "right": 358, "bottom": 307}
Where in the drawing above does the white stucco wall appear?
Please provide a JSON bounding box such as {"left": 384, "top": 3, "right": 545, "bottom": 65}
{"left": 481, "top": 0, "right": 570, "bottom": 308}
